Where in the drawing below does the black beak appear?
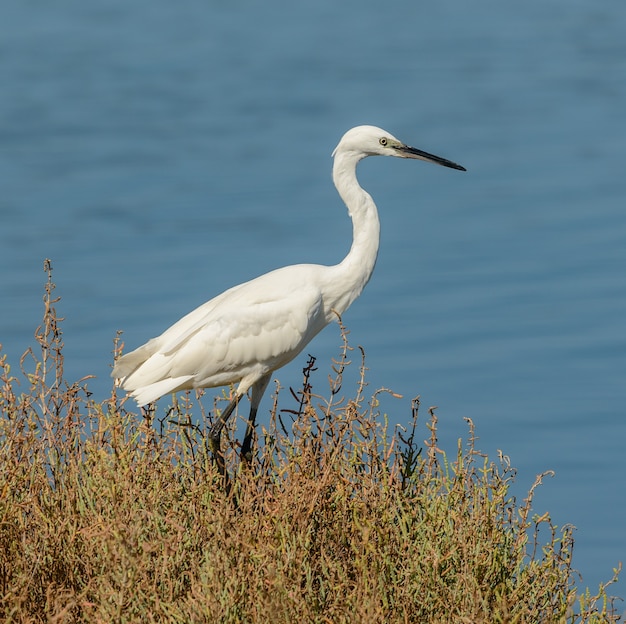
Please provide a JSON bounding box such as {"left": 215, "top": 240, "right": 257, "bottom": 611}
{"left": 399, "top": 144, "right": 466, "bottom": 172}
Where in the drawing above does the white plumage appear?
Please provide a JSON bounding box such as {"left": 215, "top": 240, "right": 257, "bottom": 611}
{"left": 113, "top": 267, "right": 328, "bottom": 406}
{"left": 112, "top": 125, "right": 465, "bottom": 464}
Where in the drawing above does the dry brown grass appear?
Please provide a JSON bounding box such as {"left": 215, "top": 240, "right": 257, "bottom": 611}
{"left": 0, "top": 260, "right": 621, "bottom": 623}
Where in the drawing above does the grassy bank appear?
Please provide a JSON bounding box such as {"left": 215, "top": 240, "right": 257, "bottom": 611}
{"left": 0, "top": 262, "right": 621, "bottom": 623}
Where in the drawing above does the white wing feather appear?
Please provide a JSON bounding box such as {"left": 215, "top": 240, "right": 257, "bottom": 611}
{"left": 112, "top": 265, "right": 329, "bottom": 405}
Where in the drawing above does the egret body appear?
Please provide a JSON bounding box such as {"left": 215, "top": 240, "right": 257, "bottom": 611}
{"left": 112, "top": 125, "right": 465, "bottom": 466}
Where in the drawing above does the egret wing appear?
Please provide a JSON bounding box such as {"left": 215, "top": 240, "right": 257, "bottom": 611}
{"left": 115, "top": 267, "right": 328, "bottom": 401}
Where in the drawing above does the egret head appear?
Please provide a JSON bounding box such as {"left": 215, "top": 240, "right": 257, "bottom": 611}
{"left": 333, "top": 125, "right": 466, "bottom": 171}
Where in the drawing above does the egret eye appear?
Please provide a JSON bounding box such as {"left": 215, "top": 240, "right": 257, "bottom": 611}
{"left": 379, "top": 137, "right": 388, "bottom": 146}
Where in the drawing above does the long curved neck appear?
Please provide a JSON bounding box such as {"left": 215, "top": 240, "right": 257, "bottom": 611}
{"left": 326, "top": 150, "right": 380, "bottom": 315}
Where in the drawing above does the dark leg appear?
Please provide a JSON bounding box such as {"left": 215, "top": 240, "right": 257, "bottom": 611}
{"left": 240, "top": 405, "right": 258, "bottom": 466}
{"left": 208, "top": 393, "right": 241, "bottom": 485}
{"left": 240, "top": 374, "right": 271, "bottom": 467}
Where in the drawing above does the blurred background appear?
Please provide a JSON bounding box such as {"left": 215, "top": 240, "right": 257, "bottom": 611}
{"left": 1, "top": 0, "right": 624, "bottom": 597}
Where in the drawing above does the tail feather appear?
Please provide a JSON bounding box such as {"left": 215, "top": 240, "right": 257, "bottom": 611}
{"left": 112, "top": 339, "right": 195, "bottom": 406}
{"left": 111, "top": 339, "right": 159, "bottom": 379}
{"left": 129, "top": 376, "right": 195, "bottom": 407}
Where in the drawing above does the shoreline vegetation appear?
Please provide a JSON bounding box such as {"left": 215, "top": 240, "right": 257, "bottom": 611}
{"left": 0, "top": 261, "right": 621, "bottom": 622}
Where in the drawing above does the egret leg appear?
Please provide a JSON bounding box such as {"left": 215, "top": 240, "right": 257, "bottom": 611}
{"left": 208, "top": 393, "right": 242, "bottom": 483}
{"left": 240, "top": 406, "right": 258, "bottom": 466}
{"left": 240, "top": 374, "right": 271, "bottom": 466}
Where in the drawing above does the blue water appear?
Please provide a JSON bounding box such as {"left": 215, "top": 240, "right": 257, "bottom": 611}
{"left": 1, "top": 0, "right": 625, "bottom": 599}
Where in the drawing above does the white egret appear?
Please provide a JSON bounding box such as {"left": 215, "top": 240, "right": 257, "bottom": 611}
{"left": 112, "top": 125, "right": 465, "bottom": 469}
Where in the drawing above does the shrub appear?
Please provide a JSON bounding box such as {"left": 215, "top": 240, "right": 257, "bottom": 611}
{"left": 0, "top": 261, "right": 621, "bottom": 623}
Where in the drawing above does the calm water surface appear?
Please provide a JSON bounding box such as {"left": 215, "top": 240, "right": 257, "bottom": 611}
{"left": 1, "top": 0, "right": 625, "bottom": 596}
